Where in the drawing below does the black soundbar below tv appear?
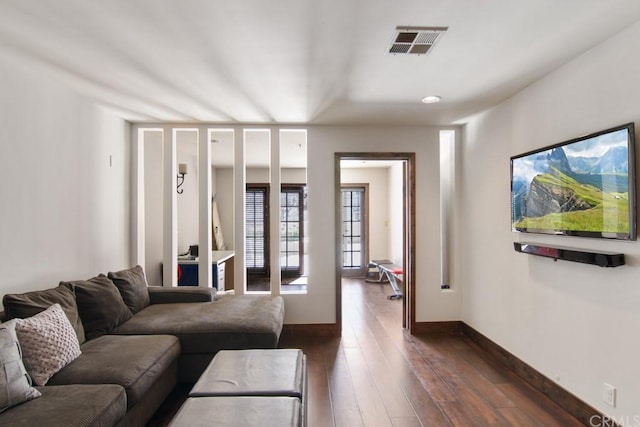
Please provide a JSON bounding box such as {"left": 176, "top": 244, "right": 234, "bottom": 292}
{"left": 513, "top": 242, "right": 624, "bottom": 267}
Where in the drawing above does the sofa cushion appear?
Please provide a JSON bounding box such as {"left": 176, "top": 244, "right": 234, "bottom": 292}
{"left": 108, "top": 265, "right": 151, "bottom": 314}
{"left": 0, "top": 384, "right": 126, "bottom": 427}
{"left": 0, "top": 321, "right": 41, "bottom": 413}
{"left": 61, "top": 275, "right": 132, "bottom": 340}
{"left": 48, "top": 334, "right": 180, "bottom": 409}
{"left": 148, "top": 286, "right": 215, "bottom": 304}
{"left": 12, "top": 304, "right": 81, "bottom": 386}
{"left": 2, "top": 285, "right": 86, "bottom": 344}
{"left": 112, "top": 295, "right": 284, "bottom": 354}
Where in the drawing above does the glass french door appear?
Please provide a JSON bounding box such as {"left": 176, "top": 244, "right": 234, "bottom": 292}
{"left": 341, "top": 186, "right": 368, "bottom": 276}
{"left": 246, "top": 185, "right": 269, "bottom": 275}
{"left": 280, "top": 185, "right": 304, "bottom": 276}
{"left": 246, "top": 184, "right": 304, "bottom": 277}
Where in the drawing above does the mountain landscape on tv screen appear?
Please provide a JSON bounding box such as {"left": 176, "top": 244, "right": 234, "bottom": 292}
{"left": 511, "top": 131, "right": 630, "bottom": 235}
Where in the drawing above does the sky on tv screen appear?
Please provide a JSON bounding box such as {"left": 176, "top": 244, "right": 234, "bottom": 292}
{"left": 512, "top": 129, "right": 629, "bottom": 184}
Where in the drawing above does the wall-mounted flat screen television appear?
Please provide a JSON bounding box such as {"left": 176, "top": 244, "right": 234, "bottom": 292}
{"left": 511, "top": 123, "right": 636, "bottom": 240}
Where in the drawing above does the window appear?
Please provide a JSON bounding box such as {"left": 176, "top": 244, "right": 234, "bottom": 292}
{"left": 342, "top": 187, "right": 365, "bottom": 272}
{"left": 246, "top": 184, "right": 305, "bottom": 278}
{"left": 280, "top": 185, "right": 305, "bottom": 275}
{"left": 246, "top": 185, "right": 269, "bottom": 274}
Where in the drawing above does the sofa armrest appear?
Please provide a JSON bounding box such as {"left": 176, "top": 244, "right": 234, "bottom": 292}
{"left": 148, "top": 287, "right": 215, "bottom": 304}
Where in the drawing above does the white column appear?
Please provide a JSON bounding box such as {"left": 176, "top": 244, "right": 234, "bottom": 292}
{"left": 439, "top": 130, "right": 456, "bottom": 289}
{"left": 270, "top": 129, "right": 281, "bottom": 295}
{"left": 132, "top": 127, "right": 146, "bottom": 269}
{"left": 199, "top": 128, "right": 213, "bottom": 288}
{"left": 162, "top": 127, "right": 178, "bottom": 287}
{"left": 234, "top": 128, "right": 246, "bottom": 294}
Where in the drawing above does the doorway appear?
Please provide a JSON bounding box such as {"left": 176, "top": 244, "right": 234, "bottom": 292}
{"left": 335, "top": 153, "right": 416, "bottom": 332}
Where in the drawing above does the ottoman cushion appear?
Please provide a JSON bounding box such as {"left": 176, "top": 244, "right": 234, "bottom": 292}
{"left": 169, "top": 396, "right": 301, "bottom": 427}
{"left": 190, "top": 349, "right": 305, "bottom": 398}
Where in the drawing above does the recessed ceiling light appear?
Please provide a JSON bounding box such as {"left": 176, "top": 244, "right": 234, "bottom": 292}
{"left": 421, "top": 95, "right": 442, "bottom": 104}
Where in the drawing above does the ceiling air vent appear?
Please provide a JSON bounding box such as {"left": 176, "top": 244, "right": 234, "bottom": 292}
{"left": 388, "top": 26, "right": 448, "bottom": 55}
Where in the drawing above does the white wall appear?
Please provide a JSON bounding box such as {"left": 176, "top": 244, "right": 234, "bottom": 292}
{"left": 388, "top": 162, "right": 404, "bottom": 266}
{"left": 0, "top": 54, "right": 130, "bottom": 302}
{"left": 304, "top": 125, "right": 462, "bottom": 324}
{"left": 460, "top": 21, "right": 640, "bottom": 419}
{"left": 214, "top": 167, "right": 234, "bottom": 250}
{"left": 176, "top": 131, "right": 199, "bottom": 255}
{"left": 146, "top": 125, "right": 462, "bottom": 324}
{"left": 341, "top": 167, "right": 389, "bottom": 263}
{"left": 143, "top": 131, "right": 163, "bottom": 286}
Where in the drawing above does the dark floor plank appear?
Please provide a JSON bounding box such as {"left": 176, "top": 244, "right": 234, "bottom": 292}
{"left": 440, "top": 374, "right": 508, "bottom": 425}
{"left": 348, "top": 327, "right": 417, "bottom": 418}
{"left": 344, "top": 280, "right": 453, "bottom": 426}
{"left": 322, "top": 335, "right": 364, "bottom": 427}
{"left": 498, "top": 407, "right": 540, "bottom": 427}
{"left": 497, "top": 382, "right": 584, "bottom": 427}
{"left": 343, "top": 347, "right": 393, "bottom": 426}
{"left": 404, "top": 337, "right": 460, "bottom": 403}
{"left": 438, "top": 401, "right": 491, "bottom": 427}
{"left": 301, "top": 339, "right": 335, "bottom": 427}
{"left": 420, "top": 336, "right": 516, "bottom": 408}
{"left": 390, "top": 417, "right": 422, "bottom": 427}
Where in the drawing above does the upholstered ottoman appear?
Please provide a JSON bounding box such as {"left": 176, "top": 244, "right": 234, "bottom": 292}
{"left": 188, "top": 349, "right": 307, "bottom": 425}
{"left": 169, "top": 396, "right": 301, "bottom": 427}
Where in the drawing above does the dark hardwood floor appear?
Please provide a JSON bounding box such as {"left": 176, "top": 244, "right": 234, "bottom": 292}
{"left": 149, "top": 278, "right": 583, "bottom": 426}
{"left": 278, "top": 278, "right": 583, "bottom": 427}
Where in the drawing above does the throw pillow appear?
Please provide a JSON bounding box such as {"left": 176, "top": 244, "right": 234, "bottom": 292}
{"left": 13, "top": 304, "right": 82, "bottom": 386}
{"left": 61, "top": 275, "right": 132, "bottom": 340}
{"left": 0, "top": 320, "right": 41, "bottom": 413}
{"left": 3, "top": 285, "right": 86, "bottom": 344}
{"left": 107, "top": 265, "right": 151, "bottom": 314}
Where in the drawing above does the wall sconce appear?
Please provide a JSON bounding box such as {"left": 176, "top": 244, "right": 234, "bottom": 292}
{"left": 177, "top": 163, "right": 187, "bottom": 194}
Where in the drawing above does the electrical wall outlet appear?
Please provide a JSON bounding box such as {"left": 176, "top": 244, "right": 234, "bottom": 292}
{"left": 603, "top": 383, "right": 616, "bottom": 407}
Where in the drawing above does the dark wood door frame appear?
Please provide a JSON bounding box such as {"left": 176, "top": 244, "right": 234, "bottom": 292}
{"left": 335, "top": 153, "right": 416, "bottom": 332}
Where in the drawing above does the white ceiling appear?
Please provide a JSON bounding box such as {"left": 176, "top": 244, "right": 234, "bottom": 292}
{"left": 1, "top": 0, "right": 640, "bottom": 126}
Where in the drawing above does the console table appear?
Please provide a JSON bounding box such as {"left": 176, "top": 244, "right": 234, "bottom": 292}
{"left": 177, "top": 251, "right": 235, "bottom": 290}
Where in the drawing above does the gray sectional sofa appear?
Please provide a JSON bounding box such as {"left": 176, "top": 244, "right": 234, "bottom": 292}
{"left": 0, "top": 266, "right": 285, "bottom": 427}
